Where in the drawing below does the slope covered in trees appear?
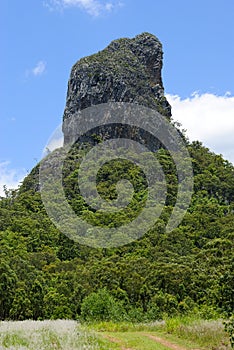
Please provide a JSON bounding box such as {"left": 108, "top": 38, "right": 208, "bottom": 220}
{"left": 0, "top": 141, "right": 233, "bottom": 321}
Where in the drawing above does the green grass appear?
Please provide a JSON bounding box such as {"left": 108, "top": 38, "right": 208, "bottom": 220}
{"left": 86, "top": 320, "right": 166, "bottom": 332}
{"left": 104, "top": 331, "right": 171, "bottom": 350}
{"left": 162, "top": 316, "right": 231, "bottom": 349}
{"left": 90, "top": 316, "right": 231, "bottom": 350}
{"left": 0, "top": 318, "right": 231, "bottom": 349}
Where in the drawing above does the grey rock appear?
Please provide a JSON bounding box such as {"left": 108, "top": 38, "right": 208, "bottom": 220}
{"left": 62, "top": 32, "right": 171, "bottom": 144}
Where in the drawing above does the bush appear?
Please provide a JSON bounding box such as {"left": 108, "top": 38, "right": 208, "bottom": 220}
{"left": 146, "top": 292, "right": 178, "bottom": 320}
{"left": 80, "top": 288, "right": 126, "bottom": 322}
{"left": 224, "top": 315, "right": 234, "bottom": 348}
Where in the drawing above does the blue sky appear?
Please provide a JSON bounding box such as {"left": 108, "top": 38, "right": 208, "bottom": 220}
{"left": 1, "top": 0, "right": 234, "bottom": 194}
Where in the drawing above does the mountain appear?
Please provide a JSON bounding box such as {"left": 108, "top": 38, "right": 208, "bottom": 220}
{"left": 62, "top": 32, "right": 171, "bottom": 146}
{"left": 63, "top": 32, "right": 171, "bottom": 133}
{"left": 0, "top": 33, "right": 233, "bottom": 321}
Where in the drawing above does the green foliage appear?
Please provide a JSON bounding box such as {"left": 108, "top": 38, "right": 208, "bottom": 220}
{"left": 224, "top": 315, "right": 234, "bottom": 348}
{"left": 0, "top": 141, "right": 233, "bottom": 321}
{"left": 81, "top": 289, "right": 126, "bottom": 322}
{"left": 9, "top": 282, "right": 33, "bottom": 320}
{"left": 147, "top": 292, "right": 178, "bottom": 320}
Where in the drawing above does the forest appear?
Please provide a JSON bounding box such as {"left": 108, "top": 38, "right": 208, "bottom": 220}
{"left": 0, "top": 139, "right": 233, "bottom": 324}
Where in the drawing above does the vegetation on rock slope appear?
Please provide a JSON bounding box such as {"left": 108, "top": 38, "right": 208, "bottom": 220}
{"left": 0, "top": 140, "right": 233, "bottom": 322}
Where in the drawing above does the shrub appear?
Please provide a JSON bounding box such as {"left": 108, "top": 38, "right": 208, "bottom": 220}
{"left": 80, "top": 288, "right": 126, "bottom": 322}
{"left": 224, "top": 315, "right": 234, "bottom": 348}
{"left": 146, "top": 292, "right": 178, "bottom": 320}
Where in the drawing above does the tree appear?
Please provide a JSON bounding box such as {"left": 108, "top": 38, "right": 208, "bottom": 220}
{"left": 81, "top": 288, "right": 126, "bottom": 322}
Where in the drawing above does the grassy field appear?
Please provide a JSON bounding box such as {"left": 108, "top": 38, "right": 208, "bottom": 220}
{"left": 0, "top": 320, "right": 114, "bottom": 350}
{"left": 0, "top": 318, "right": 231, "bottom": 350}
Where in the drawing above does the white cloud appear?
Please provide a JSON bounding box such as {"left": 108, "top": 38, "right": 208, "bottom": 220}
{"left": 42, "top": 131, "right": 64, "bottom": 157}
{"left": 0, "top": 162, "right": 27, "bottom": 197}
{"left": 32, "top": 61, "right": 46, "bottom": 76}
{"left": 63, "top": 0, "right": 101, "bottom": 16}
{"left": 166, "top": 92, "right": 234, "bottom": 164}
{"left": 44, "top": 0, "right": 120, "bottom": 16}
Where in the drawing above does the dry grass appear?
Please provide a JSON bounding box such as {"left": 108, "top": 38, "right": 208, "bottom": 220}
{"left": 164, "top": 317, "right": 231, "bottom": 350}
{"left": 0, "top": 320, "right": 107, "bottom": 350}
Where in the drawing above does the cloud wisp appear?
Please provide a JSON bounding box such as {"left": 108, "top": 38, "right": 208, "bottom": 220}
{"left": 25, "top": 61, "right": 46, "bottom": 78}
{"left": 0, "top": 162, "right": 27, "bottom": 197}
{"left": 166, "top": 92, "right": 234, "bottom": 164}
{"left": 42, "top": 124, "right": 64, "bottom": 157}
{"left": 44, "top": 0, "right": 121, "bottom": 17}
{"left": 32, "top": 61, "right": 46, "bottom": 76}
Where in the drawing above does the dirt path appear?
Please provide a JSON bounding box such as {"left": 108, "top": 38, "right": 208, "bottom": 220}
{"left": 143, "top": 333, "right": 200, "bottom": 350}
{"left": 102, "top": 334, "right": 134, "bottom": 350}
{"left": 102, "top": 332, "right": 201, "bottom": 350}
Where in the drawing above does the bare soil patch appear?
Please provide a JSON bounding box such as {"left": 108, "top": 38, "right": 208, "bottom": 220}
{"left": 143, "top": 333, "right": 201, "bottom": 350}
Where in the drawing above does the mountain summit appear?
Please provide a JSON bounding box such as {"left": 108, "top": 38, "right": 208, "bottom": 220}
{"left": 62, "top": 33, "right": 171, "bottom": 144}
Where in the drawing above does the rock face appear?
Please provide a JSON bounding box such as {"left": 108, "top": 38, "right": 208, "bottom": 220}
{"left": 62, "top": 32, "right": 171, "bottom": 144}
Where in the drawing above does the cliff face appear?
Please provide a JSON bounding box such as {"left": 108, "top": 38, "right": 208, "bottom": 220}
{"left": 62, "top": 33, "right": 171, "bottom": 144}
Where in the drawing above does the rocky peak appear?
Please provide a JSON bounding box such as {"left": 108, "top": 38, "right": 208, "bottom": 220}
{"left": 62, "top": 32, "right": 171, "bottom": 143}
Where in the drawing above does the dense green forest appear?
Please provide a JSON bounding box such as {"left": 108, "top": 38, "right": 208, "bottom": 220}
{"left": 0, "top": 140, "right": 233, "bottom": 321}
